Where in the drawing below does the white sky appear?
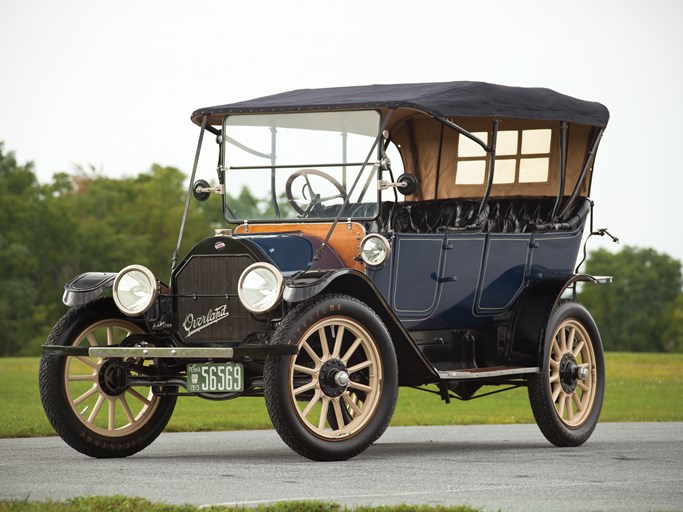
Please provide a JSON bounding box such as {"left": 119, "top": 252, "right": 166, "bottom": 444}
{"left": 1, "top": 0, "right": 682, "bottom": 263}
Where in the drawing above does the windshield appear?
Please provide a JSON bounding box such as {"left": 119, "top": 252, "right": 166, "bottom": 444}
{"left": 221, "top": 111, "right": 381, "bottom": 222}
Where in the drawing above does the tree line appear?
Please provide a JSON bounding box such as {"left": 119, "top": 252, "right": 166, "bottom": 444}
{"left": 1, "top": 142, "right": 681, "bottom": 355}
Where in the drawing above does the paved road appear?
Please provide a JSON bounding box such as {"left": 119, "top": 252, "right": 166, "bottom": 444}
{"left": 1, "top": 423, "right": 682, "bottom": 511}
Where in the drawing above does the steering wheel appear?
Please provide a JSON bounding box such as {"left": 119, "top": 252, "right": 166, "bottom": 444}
{"left": 285, "top": 168, "right": 348, "bottom": 217}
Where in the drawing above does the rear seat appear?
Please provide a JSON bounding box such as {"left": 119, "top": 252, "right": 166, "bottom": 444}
{"left": 364, "top": 197, "right": 591, "bottom": 234}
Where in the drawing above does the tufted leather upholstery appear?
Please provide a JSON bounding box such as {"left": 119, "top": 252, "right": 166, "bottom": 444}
{"left": 365, "top": 197, "right": 590, "bottom": 234}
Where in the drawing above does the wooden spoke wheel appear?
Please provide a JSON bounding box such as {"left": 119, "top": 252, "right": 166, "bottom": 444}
{"left": 39, "top": 299, "right": 176, "bottom": 458}
{"left": 264, "top": 294, "right": 397, "bottom": 461}
{"left": 528, "top": 301, "right": 605, "bottom": 447}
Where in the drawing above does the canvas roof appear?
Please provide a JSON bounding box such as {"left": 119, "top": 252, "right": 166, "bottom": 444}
{"left": 192, "top": 81, "right": 609, "bottom": 128}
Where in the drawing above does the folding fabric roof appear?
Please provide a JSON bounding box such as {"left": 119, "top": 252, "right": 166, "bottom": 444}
{"left": 192, "top": 81, "right": 609, "bottom": 128}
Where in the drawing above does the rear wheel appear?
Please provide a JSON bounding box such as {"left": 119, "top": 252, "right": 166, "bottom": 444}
{"left": 264, "top": 294, "right": 398, "bottom": 461}
{"left": 39, "top": 298, "right": 176, "bottom": 458}
{"left": 528, "top": 301, "right": 605, "bottom": 446}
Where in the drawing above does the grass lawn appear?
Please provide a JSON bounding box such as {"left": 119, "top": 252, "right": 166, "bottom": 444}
{"left": 0, "top": 496, "right": 481, "bottom": 512}
{"left": 2, "top": 352, "right": 682, "bottom": 438}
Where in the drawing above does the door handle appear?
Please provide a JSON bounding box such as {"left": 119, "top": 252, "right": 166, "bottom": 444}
{"left": 431, "top": 272, "right": 457, "bottom": 283}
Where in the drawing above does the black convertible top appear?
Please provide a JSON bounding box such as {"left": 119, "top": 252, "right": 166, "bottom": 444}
{"left": 192, "top": 81, "right": 609, "bottom": 128}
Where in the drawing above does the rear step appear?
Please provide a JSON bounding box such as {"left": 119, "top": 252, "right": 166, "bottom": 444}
{"left": 438, "top": 366, "right": 539, "bottom": 380}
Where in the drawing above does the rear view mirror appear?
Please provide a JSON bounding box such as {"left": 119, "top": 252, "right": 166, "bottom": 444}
{"left": 192, "top": 179, "right": 211, "bottom": 202}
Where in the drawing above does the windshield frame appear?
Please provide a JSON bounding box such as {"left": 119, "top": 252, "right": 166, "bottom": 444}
{"left": 219, "top": 110, "right": 384, "bottom": 224}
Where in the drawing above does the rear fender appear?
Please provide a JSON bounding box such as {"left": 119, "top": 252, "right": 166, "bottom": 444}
{"left": 509, "top": 274, "right": 611, "bottom": 366}
{"left": 284, "top": 269, "right": 438, "bottom": 386}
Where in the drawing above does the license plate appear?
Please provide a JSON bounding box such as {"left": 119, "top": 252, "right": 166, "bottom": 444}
{"left": 186, "top": 363, "right": 244, "bottom": 392}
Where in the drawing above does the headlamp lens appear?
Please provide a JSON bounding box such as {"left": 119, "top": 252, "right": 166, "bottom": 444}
{"left": 238, "top": 263, "right": 283, "bottom": 313}
{"left": 112, "top": 265, "right": 157, "bottom": 316}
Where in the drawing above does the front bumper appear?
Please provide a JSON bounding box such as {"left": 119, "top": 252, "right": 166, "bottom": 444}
{"left": 42, "top": 344, "right": 298, "bottom": 359}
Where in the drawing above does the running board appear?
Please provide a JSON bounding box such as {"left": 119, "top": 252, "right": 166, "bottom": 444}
{"left": 438, "top": 366, "right": 540, "bottom": 380}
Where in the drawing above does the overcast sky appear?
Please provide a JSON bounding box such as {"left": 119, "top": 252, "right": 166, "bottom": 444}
{"left": 1, "top": 0, "right": 682, "bottom": 263}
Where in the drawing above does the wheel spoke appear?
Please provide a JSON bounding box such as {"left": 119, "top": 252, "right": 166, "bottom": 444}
{"left": 332, "top": 398, "right": 345, "bottom": 429}
{"left": 348, "top": 380, "right": 373, "bottom": 393}
{"left": 557, "top": 393, "right": 567, "bottom": 419}
{"left": 69, "top": 373, "right": 96, "bottom": 382}
{"left": 551, "top": 382, "right": 562, "bottom": 402}
{"left": 332, "top": 326, "right": 345, "bottom": 359}
{"left": 294, "top": 379, "right": 318, "bottom": 396}
{"left": 126, "top": 387, "right": 152, "bottom": 407}
{"left": 87, "top": 394, "right": 105, "bottom": 424}
{"left": 73, "top": 385, "right": 98, "bottom": 406}
{"left": 566, "top": 395, "right": 574, "bottom": 422}
{"left": 577, "top": 381, "right": 590, "bottom": 392}
{"left": 75, "top": 356, "right": 98, "bottom": 370}
{"left": 293, "top": 364, "right": 317, "bottom": 376}
{"left": 573, "top": 340, "right": 585, "bottom": 358}
{"left": 107, "top": 326, "right": 115, "bottom": 346}
{"left": 341, "top": 337, "right": 362, "bottom": 364}
{"left": 571, "top": 391, "right": 583, "bottom": 413}
{"left": 559, "top": 328, "right": 567, "bottom": 353}
{"left": 348, "top": 359, "right": 372, "bottom": 374}
{"left": 342, "top": 392, "right": 363, "bottom": 417}
{"left": 301, "top": 389, "right": 322, "bottom": 418}
{"left": 86, "top": 333, "right": 98, "bottom": 347}
{"left": 302, "top": 341, "right": 321, "bottom": 366}
{"left": 318, "top": 396, "right": 330, "bottom": 430}
{"left": 567, "top": 327, "right": 576, "bottom": 351}
{"left": 118, "top": 395, "right": 135, "bottom": 424}
{"left": 107, "top": 398, "right": 116, "bottom": 430}
{"left": 319, "top": 327, "right": 330, "bottom": 360}
{"left": 120, "top": 396, "right": 136, "bottom": 424}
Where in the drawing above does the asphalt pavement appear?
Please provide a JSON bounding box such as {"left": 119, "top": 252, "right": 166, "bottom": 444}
{"left": 1, "top": 422, "right": 682, "bottom": 511}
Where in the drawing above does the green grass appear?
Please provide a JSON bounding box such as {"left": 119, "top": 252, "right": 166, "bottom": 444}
{"left": 2, "top": 352, "right": 682, "bottom": 438}
{"left": 0, "top": 496, "right": 481, "bottom": 512}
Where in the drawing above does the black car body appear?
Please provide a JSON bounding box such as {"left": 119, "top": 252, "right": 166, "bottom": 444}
{"left": 40, "top": 81, "right": 612, "bottom": 460}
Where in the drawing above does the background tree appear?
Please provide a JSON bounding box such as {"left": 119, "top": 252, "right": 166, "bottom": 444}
{"left": 661, "top": 294, "right": 683, "bottom": 352}
{"left": 0, "top": 144, "right": 44, "bottom": 356}
{"left": 0, "top": 143, "right": 215, "bottom": 355}
{"left": 578, "top": 246, "right": 683, "bottom": 352}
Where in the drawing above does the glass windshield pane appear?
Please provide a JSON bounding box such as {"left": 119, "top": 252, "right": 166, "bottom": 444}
{"left": 222, "top": 111, "right": 381, "bottom": 222}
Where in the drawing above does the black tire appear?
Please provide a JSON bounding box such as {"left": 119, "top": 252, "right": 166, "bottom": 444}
{"left": 39, "top": 298, "right": 176, "bottom": 458}
{"left": 264, "top": 294, "right": 398, "bottom": 461}
{"left": 528, "top": 300, "right": 605, "bottom": 447}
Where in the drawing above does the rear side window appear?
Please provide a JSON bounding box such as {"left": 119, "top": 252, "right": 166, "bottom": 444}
{"left": 455, "top": 128, "right": 552, "bottom": 185}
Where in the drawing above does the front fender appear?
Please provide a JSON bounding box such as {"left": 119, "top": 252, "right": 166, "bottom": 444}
{"left": 283, "top": 269, "right": 354, "bottom": 303}
{"left": 62, "top": 272, "right": 117, "bottom": 307}
{"left": 284, "top": 269, "right": 439, "bottom": 386}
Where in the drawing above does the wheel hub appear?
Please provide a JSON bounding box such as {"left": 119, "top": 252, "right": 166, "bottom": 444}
{"left": 559, "top": 353, "right": 579, "bottom": 394}
{"left": 98, "top": 360, "right": 128, "bottom": 396}
{"left": 319, "top": 359, "right": 349, "bottom": 397}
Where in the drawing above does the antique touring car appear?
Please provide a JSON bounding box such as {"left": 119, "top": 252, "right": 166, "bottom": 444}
{"left": 39, "top": 81, "right": 612, "bottom": 461}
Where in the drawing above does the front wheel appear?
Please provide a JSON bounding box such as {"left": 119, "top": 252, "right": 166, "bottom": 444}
{"left": 264, "top": 294, "right": 398, "bottom": 461}
{"left": 39, "top": 298, "right": 176, "bottom": 458}
{"left": 528, "top": 301, "right": 605, "bottom": 447}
